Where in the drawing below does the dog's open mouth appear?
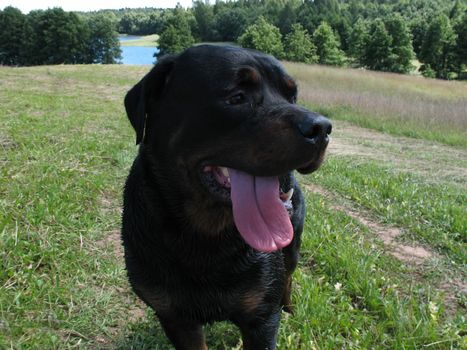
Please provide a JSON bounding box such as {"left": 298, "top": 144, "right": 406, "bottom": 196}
{"left": 201, "top": 166, "right": 294, "bottom": 252}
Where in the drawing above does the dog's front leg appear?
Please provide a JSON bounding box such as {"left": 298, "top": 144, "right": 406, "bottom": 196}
{"left": 157, "top": 315, "right": 207, "bottom": 350}
{"left": 235, "top": 310, "right": 281, "bottom": 350}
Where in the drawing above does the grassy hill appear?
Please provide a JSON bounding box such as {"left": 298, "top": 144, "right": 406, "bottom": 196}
{"left": 0, "top": 64, "right": 465, "bottom": 349}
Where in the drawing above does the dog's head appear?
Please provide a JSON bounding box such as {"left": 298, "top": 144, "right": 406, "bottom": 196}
{"left": 125, "top": 45, "right": 331, "bottom": 252}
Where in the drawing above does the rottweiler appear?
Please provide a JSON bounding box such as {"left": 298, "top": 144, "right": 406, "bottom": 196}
{"left": 122, "top": 45, "right": 331, "bottom": 350}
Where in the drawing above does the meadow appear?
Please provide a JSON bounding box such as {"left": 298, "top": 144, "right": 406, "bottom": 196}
{"left": 119, "top": 34, "right": 159, "bottom": 47}
{"left": 0, "top": 64, "right": 465, "bottom": 349}
{"left": 285, "top": 63, "right": 467, "bottom": 147}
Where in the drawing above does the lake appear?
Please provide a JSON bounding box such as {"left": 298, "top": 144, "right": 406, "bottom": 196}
{"left": 118, "top": 36, "right": 159, "bottom": 65}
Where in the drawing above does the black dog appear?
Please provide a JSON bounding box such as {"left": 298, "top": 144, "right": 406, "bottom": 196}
{"left": 122, "top": 45, "right": 331, "bottom": 350}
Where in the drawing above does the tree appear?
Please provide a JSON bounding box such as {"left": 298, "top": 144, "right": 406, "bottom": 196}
{"left": 410, "top": 18, "right": 429, "bottom": 57}
{"left": 238, "top": 16, "right": 284, "bottom": 58}
{"left": 157, "top": 6, "right": 195, "bottom": 57}
{"left": 419, "top": 14, "right": 457, "bottom": 79}
{"left": 348, "top": 18, "right": 369, "bottom": 65}
{"left": 284, "top": 23, "right": 317, "bottom": 63}
{"left": 314, "top": 0, "right": 341, "bottom": 27}
{"left": 157, "top": 25, "right": 195, "bottom": 57}
{"left": 213, "top": 8, "right": 248, "bottom": 42}
{"left": 0, "top": 7, "right": 123, "bottom": 66}
{"left": 146, "top": 11, "right": 167, "bottom": 35}
{"left": 334, "top": 17, "right": 352, "bottom": 53}
{"left": 119, "top": 12, "right": 138, "bottom": 34}
{"left": 296, "top": 1, "right": 318, "bottom": 35}
{"left": 277, "top": 2, "right": 298, "bottom": 35}
{"left": 0, "top": 6, "right": 25, "bottom": 65}
{"left": 361, "top": 19, "right": 392, "bottom": 71}
{"left": 193, "top": 1, "right": 215, "bottom": 41}
{"left": 20, "top": 8, "right": 91, "bottom": 65}
{"left": 450, "top": 0, "right": 465, "bottom": 21}
{"left": 87, "top": 14, "right": 122, "bottom": 64}
{"left": 314, "top": 0, "right": 340, "bottom": 16}
{"left": 454, "top": 11, "right": 467, "bottom": 76}
{"left": 312, "top": 22, "right": 345, "bottom": 66}
{"left": 385, "top": 14, "right": 414, "bottom": 73}
{"left": 419, "top": 64, "right": 436, "bottom": 78}
{"left": 117, "top": 10, "right": 166, "bottom": 35}
{"left": 20, "top": 10, "right": 43, "bottom": 65}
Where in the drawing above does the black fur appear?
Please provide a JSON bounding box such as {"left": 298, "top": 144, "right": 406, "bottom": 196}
{"left": 122, "top": 45, "right": 331, "bottom": 350}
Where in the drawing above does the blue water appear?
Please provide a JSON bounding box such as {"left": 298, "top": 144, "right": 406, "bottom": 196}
{"left": 118, "top": 36, "right": 159, "bottom": 65}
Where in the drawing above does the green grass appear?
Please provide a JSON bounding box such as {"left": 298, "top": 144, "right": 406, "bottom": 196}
{"left": 0, "top": 64, "right": 465, "bottom": 349}
{"left": 280, "top": 193, "right": 463, "bottom": 349}
{"left": 306, "top": 157, "right": 466, "bottom": 266}
{"left": 120, "top": 34, "right": 159, "bottom": 47}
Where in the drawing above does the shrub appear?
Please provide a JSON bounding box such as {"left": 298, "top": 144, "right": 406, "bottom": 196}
{"left": 284, "top": 23, "right": 317, "bottom": 63}
{"left": 238, "top": 16, "right": 284, "bottom": 58}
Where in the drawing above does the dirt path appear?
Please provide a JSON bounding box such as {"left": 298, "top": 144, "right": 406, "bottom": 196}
{"left": 328, "top": 121, "right": 467, "bottom": 188}
{"left": 304, "top": 183, "right": 435, "bottom": 265}
{"left": 323, "top": 121, "right": 466, "bottom": 265}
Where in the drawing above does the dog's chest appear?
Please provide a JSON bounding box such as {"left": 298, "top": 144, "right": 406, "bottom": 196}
{"left": 139, "top": 253, "right": 281, "bottom": 322}
{"left": 141, "top": 277, "right": 264, "bottom": 322}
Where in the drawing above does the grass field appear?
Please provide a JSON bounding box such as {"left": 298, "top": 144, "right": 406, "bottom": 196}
{"left": 120, "top": 34, "right": 159, "bottom": 47}
{"left": 0, "top": 64, "right": 465, "bottom": 349}
{"left": 285, "top": 63, "right": 467, "bottom": 147}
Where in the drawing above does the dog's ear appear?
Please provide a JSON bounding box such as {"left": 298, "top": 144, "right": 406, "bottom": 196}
{"left": 124, "top": 55, "right": 177, "bottom": 144}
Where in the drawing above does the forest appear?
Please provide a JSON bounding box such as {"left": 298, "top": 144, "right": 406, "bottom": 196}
{"left": 1, "top": 0, "right": 466, "bottom": 79}
{"left": 0, "top": 7, "right": 121, "bottom": 65}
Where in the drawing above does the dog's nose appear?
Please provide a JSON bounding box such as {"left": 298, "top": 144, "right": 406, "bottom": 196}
{"left": 297, "top": 114, "right": 332, "bottom": 144}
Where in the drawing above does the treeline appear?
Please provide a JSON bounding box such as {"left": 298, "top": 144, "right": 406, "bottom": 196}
{"left": 108, "top": 0, "right": 466, "bottom": 79}
{"left": 0, "top": 7, "right": 121, "bottom": 66}
{"left": 78, "top": 8, "right": 170, "bottom": 36}
{"left": 2, "top": 1, "right": 466, "bottom": 78}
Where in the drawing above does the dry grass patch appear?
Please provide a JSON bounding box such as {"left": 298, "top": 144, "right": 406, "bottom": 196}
{"left": 120, "top": 34, "right": 159, "bottom": 47}
{"left": 285, "top": 63, "right": 467, "bottom": 146}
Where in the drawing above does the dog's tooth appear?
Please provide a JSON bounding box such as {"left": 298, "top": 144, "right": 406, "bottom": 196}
{"left": 283, "top": 188, "right": 294, "bottom": 202}
{"left": 220, "top": 167, "right": 229, "bottom": 178}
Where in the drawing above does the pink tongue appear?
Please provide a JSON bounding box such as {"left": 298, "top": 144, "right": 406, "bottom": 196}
{"left": 229, "top": 168, "right": 293, "bottom": 252}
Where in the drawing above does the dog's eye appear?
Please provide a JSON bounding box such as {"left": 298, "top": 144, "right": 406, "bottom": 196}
{"left": 226, "top": 93, "right": 245, "bottom": 105}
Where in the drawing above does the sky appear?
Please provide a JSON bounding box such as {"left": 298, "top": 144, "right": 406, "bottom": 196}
{"left": 1, "top": 0, "right": 193, "bottom": 13}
